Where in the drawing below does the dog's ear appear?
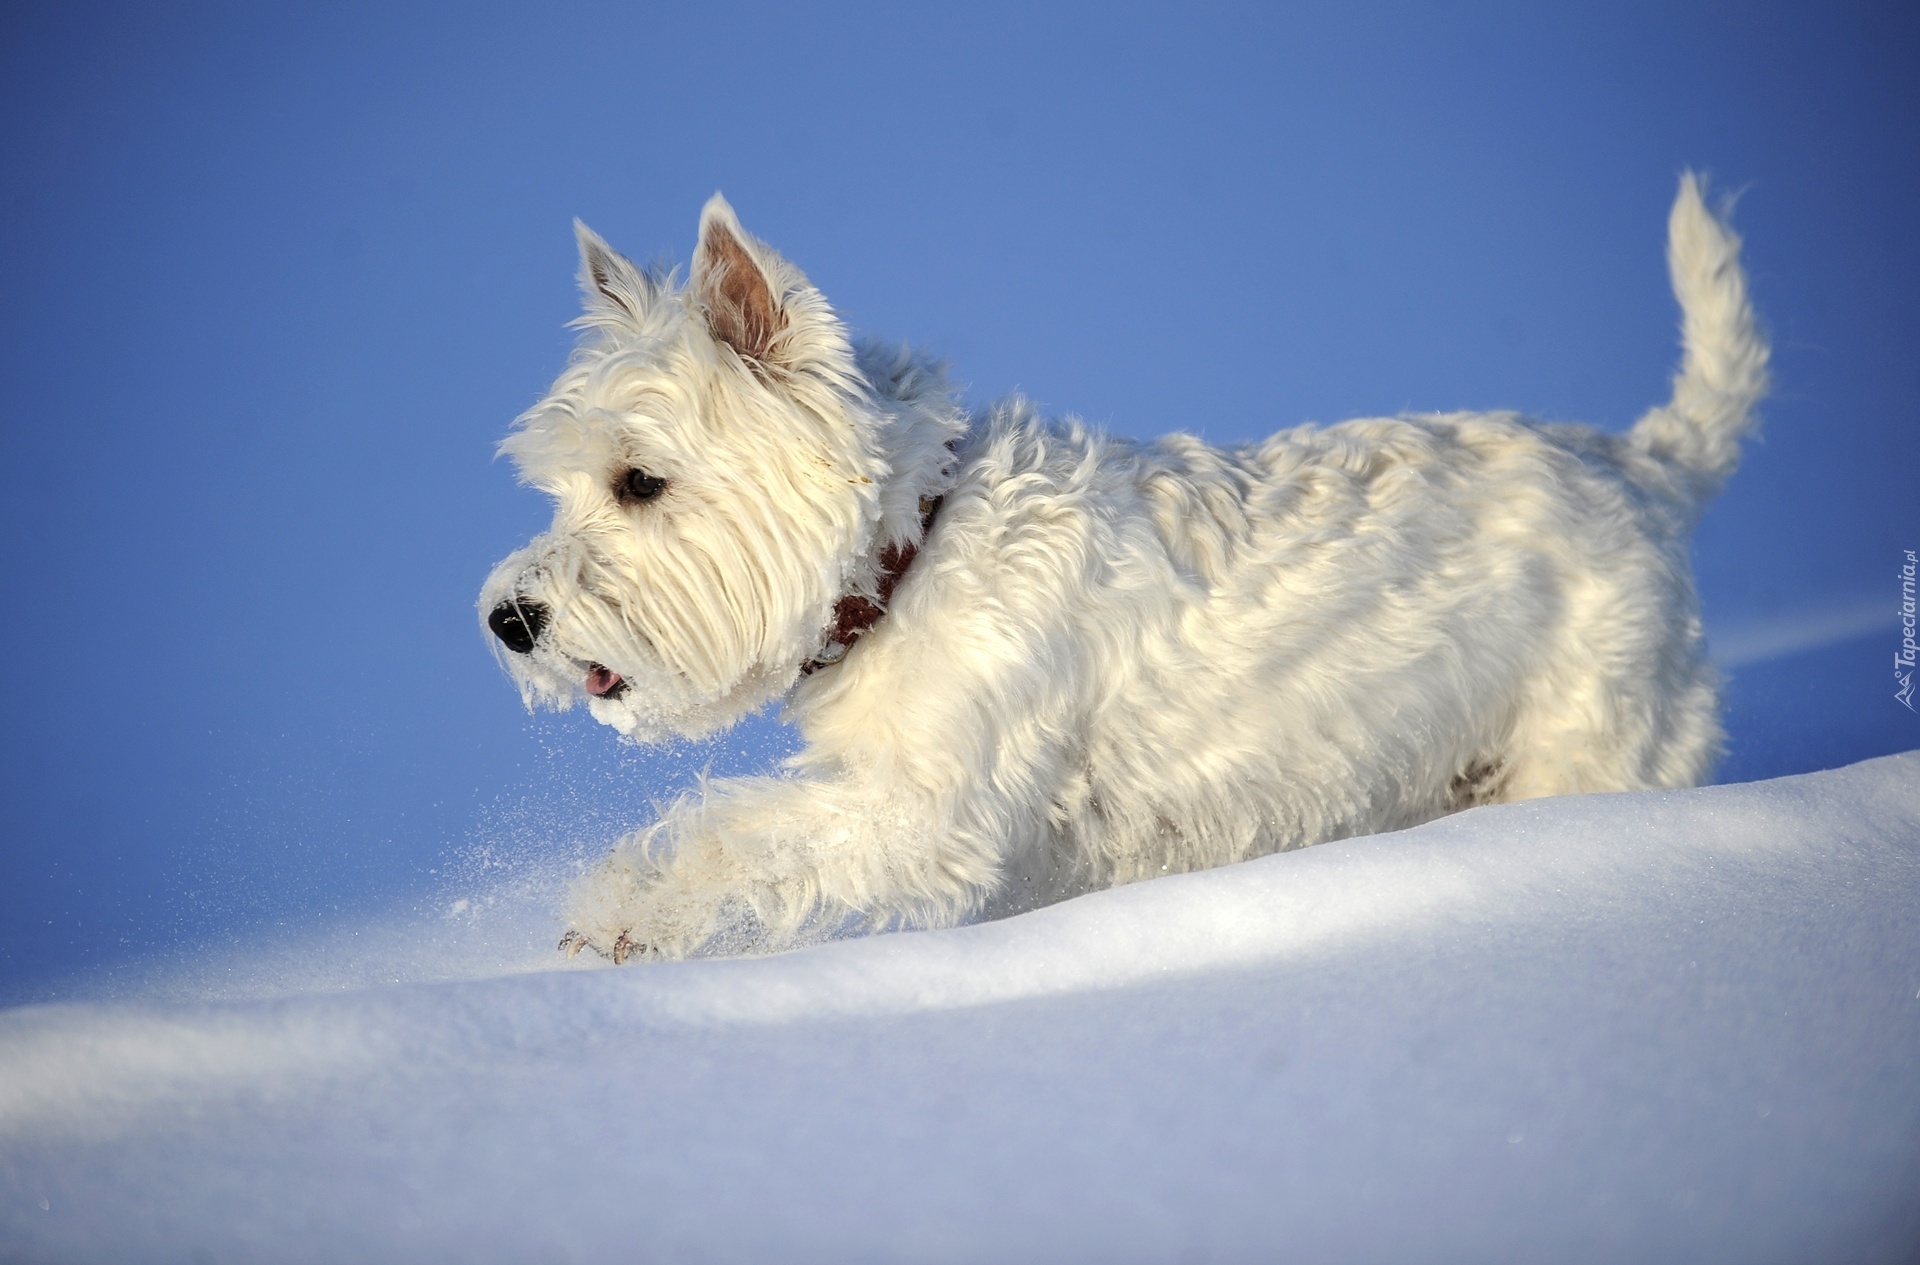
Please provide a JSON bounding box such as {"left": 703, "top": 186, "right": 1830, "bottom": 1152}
{"left": 574, "top": 221, "right": 650, "bottom": 321}
{"left": 690, "top": 194, "right": 785, "bottom": 364}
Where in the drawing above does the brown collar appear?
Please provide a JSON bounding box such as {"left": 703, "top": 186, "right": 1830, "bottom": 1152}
{"left": 801, "top": 495, "right": 942, "bottom": 676}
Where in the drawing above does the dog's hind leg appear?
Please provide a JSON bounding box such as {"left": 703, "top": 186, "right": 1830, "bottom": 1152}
{"left": 1444, "top": 756, "right": 1511, "bottom": 812}
{"left": 1489, "top": 632, "right": 1724, "bottom": 802}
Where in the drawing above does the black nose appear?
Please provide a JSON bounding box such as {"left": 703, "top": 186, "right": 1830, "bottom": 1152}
{"left": 488, "top": 599, "right": 547, "bottom": 655}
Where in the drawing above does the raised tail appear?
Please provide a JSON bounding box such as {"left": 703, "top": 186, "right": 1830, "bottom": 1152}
{"left": 1628, "top": 171, "right": 1770, "bottom": 509}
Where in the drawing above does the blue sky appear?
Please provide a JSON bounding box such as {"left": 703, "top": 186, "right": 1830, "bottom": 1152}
{"left": 1, "top": 2, "right": 1915, "bottom": 1001}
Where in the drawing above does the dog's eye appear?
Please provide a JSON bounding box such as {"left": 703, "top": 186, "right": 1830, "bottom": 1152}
{"left": 616, "top": 468, "right": 668, "bottom": 505}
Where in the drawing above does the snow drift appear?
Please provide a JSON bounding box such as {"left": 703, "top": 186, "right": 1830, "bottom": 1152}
{"left": 3, "top": 752, "right": 1918, "bottom": 1263}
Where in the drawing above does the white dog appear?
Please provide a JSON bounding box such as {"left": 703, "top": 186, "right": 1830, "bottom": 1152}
{"left": 480, "top": 174, "right": 1766, "bottom": 962}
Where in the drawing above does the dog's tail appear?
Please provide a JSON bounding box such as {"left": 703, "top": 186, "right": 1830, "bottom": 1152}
{"left": 1628, "top": 171, "right": 1769, "bottom": 510}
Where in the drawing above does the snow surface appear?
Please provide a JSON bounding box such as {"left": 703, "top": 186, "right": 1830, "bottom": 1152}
{"left": 4, "top": 753, "right": 1919, "bottom": 1264}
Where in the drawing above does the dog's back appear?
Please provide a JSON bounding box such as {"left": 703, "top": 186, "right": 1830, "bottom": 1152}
{"left": 918, "top": 175, "right": 1766, "bottom": 902}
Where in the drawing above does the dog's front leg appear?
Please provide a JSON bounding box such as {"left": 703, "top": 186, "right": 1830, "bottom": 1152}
{"left": 559, "top": 770, "right": 1003, "bottom": 961}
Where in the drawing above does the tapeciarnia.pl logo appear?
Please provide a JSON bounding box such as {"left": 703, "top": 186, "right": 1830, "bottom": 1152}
{"left": 1898, "top": 549, "right": 1917, "bottom": 711}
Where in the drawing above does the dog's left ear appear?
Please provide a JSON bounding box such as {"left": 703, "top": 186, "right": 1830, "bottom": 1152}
{"left": 691, "top": 194, "right": 788, "bottom": 364}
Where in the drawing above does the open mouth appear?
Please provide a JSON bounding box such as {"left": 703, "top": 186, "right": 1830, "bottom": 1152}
{"left": 585, "top": 663, "right": 628, "bottom": 700}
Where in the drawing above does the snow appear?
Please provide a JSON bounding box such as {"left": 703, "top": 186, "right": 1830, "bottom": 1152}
{"left": 3, "top": 754, "right": 1919, "bottom": 1263}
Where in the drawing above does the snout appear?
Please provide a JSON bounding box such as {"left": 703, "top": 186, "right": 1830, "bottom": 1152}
{"left": 488, "top": 598, "right": 548, "bottom": 655}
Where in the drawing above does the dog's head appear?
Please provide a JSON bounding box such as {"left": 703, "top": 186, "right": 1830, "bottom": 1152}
{"left": 479, "top": 196, "right": 903, "bottom": 741}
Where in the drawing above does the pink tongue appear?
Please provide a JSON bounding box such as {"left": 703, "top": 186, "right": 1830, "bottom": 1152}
{"left": 585, "top": 665, "right": 624, "bottom": 697}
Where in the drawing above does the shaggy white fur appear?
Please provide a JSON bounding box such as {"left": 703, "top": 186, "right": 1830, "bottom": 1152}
{"left": 479, "top": 175, "right": 1767, "bottom": 961}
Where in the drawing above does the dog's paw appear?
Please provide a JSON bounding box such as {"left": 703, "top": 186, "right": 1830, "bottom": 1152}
{"left": 557, "top": 819, "right": 740, "bottom": 963}
{"left": 556, "top": 928, "right": 660, "bottom": 965}
{"left": 556, "top": 841, "right": 677, "bottom": 964}
{"left": 557, "top": 883, "right": 706, "bottom": 964}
